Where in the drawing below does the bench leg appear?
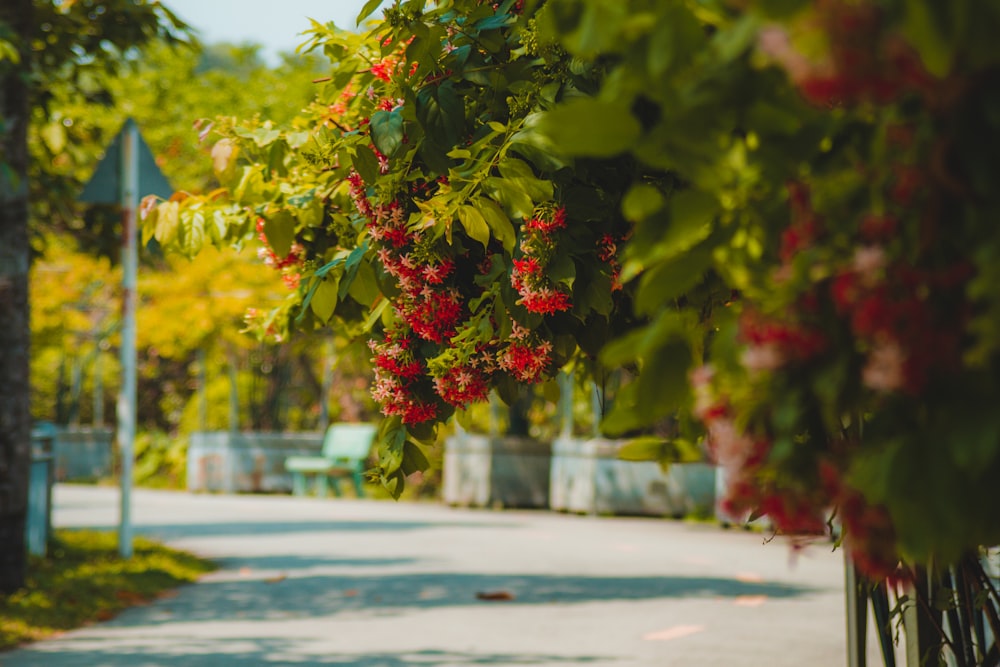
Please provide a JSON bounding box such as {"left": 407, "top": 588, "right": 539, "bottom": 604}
{"left": 351, "top": 472, "right": 365, "bottom": 498}
{"left": 291, "top": 472, "right": 307, "bottom": 497}
{"left": 315, "top": 475, "right": 330, "bottom": 498}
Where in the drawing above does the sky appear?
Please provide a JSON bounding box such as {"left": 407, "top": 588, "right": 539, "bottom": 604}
{"left": 162, "top": 0, "right": 390, "bottom": 64}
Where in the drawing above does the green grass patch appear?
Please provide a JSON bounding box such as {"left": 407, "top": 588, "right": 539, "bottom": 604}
{"left": 0, "top": 530, "right": 216, "bottom": 651}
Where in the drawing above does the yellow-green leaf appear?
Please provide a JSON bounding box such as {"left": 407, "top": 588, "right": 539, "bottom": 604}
{"left": 457, "top": 205, "right": 490, "bottom": 247}
{"left": 310, "top": 277, "right": 340, "bottom": 323}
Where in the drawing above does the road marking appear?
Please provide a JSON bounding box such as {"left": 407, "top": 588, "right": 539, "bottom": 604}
{"left": 642, "top": 624, "right": 706, "bottom": 641}
{"left": 734, "top": 595, "right": 768, "bottom": 607}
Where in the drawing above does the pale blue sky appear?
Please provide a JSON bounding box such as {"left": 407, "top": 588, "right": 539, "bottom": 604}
{"left": 163, "top": 0, "right": 390, "bottom": 64}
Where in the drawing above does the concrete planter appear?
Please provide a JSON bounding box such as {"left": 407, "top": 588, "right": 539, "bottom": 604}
{"left": 549, "top": 436, "right": 716, "bottom": 518}
{"left": 442, "top": 433, "right": 551, "bottom": 509}
{"left": 52, "top": 427, "right": 114, "bottom": 482}
{"left": 187, "top": 431, "right": 324, "bottom": 493}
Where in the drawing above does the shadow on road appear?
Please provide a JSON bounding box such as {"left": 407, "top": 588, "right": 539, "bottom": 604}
{"left": 106, "top": 570, "right": 817, "bottom": 627}
{"left": 7, "top": 644, "right": 613, "bottom": 667}
{"left": 64, "top": 518, "right": 512, "bottom": 540}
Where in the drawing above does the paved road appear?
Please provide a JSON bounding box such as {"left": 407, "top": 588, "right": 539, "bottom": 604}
{"left": 1, "top": 485, "right": 884, "bottom": 666}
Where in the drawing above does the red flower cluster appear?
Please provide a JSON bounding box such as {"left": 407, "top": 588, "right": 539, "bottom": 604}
{"left": 831, "top": 257, "right": 968, "bottom": 395}
{"left": 498, "top": 323, "right": 552, "bottom": 383}
{"left": 760, "top": 1, "right": 935, "bottom": 107}
{"left": 738, "top": 310, "right": 827, "bottom": 371}
{"left": 779, "top": 182, "right": 822, "bottom": 262}
{"left": 434, "top": 363, "right": 490, "bottom": 407}
{"left": 597, "top": 233, "right": 623, "bottom": 292}
{"left": 511, "top": 204, "right": 572, "bottom": 315}
{"left": 369, "top": 327, "right": 439, "bottom": 425}
{"left": 820, "top": 461, "right": 900, "bottom": 581}
{"left": 255, "top": 217, "right": 303, "bottom": 290}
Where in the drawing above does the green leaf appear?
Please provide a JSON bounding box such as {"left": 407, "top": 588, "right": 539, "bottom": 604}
{"left": 208, "top": 209, "right": 228, "bottom": 244}
{"left": 901, "top": 0, "right": 952, "bottom": 77}
{"left": 234, "top": 166, "right": 264, "bottom": 205}
{"left": 483, "top": 177, "right": 534, "bottom": 219}
{"left": 179, "top": 208, "right": 206, "bottom": 259}
{"left": 263, "top": 209, "right": 295, "bottom": 258}
{"left": 539, "top": 98, "right": 641, "bottom": 157}
{"left": 347, "top": 260, "right": 380, "bottom": 306}
{"left": 352, "top": 145, "right": 380, "bottom": 186}
{"left": 497, "top": 158, "right": 554, "bottom": 204}
{"left": 153, "top": 201, "right": 179, "bottom": 246}
{"left": 40, "top": 122, "right": 67, "bottom": 153}
{"left": 474, "top": 12, "right": 515, "bottom": 31}
{"left": 416, "top": 81, "right": 464, "bottom": 155}
{"left": 400, "top": 440, "right": 430, "bottom": 476}
{"left": 617, "top": 436, "right": 669, "bottom": 462}
{"left": 377, "top": 420, "right": 406, "bottom": 474}
{"left": 475, "top": 198, "right": 516, "bottom": 252}
{"left": 363, "top": 298, "right": 389, "bottom": 332}
{"left": 622, "top": 184, "right": 665, "bottom": 223}
{"left": 141, "top": 205, "right": 158, "bottom": 246}
{"left": 370, "top": 109, "right": 404, "bottom": 157}
{"left": 248, "top": 126, "right": 281, "bottom": 148}
{"left": 458, "top": 205, "right": 490, "bottom": 247}
{"left": 309, "top": 277, "right": 340, "bottom": 323}
{"left": 636, "top": 340, "right": 692, "bottom": 420}
{"left": 634, "top": 242, "right": 713, "bottom": 313}
{"left": 657, "top": 189, "right": 717, "bottom": 260}
{"left": 356, "top": 0, "right": 384, "bottom": 26}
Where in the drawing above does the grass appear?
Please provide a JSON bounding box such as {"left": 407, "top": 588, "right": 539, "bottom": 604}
{"left": 0, "top": 530, "right": 217, "bottom": 652}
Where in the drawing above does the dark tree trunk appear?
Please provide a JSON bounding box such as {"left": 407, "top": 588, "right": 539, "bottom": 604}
{"left": 0, "top": 0, "right": 34, "bottom": 594}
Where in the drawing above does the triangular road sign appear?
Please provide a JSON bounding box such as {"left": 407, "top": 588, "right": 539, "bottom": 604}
{"left": 79, "top": 118, "right": 173, "bottom": 204}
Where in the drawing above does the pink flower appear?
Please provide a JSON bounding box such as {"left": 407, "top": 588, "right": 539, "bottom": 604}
{"left": 862, "top": 339, "right": 905, "bottom": 393}
{"left": 741, "top": 343, "right": 786, "bottom": 373}
{"left": 852, "top": 245, "right": 887, "bottom": 286}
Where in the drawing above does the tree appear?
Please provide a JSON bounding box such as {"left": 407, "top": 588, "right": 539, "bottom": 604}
{"left": 0, "top": 0, "right": 34, "bottom": 595}
{"left": 0, "top": 0, "right": 188, "bottom": 593}
{"left": 28, "top": 38, "right": 333, "bottom": 437}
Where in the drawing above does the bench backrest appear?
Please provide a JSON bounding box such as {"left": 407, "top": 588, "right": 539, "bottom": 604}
{"left": 321, "top": 423, "right": 377, "bottom": 463}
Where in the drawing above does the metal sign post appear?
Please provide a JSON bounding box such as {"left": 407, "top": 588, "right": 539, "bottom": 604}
{"left": 79, "top": 118, "right": 172, "bottom": 560}
{"left": 116, "top": 121, "right": 139, "bottom": 559}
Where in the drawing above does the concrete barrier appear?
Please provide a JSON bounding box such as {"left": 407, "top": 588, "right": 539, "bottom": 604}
{"left": 51, "top": 427, "right": 114, "bottom": 482}
{"left": 549, "top": 436, "right": 716, "bottom": 517}
{"left": 186, "top": 431, "right": 324, "bottom": 493}
{"left": 442, "top": 434, "right": 551, "bottom": 509}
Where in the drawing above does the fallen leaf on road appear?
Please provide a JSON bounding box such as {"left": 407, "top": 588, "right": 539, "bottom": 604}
{"left": 734, "top": 595, "right": 768, "bottom": 607}
{"left": 642, "top": 624, "right": 705, "bottom": 641}
{"left": 735, "top": 572, "right": 763, "bottom": 583}
{"left": 115, "top": 591, "right": 147, "bottom": 605}
{"left": 476, "top": 591, "right": 515, "bottom": 601}
{"left": 264, "top": 574, "right": 287, "bottom": 584}
{"left": 343, "top": 589, "right": 359, "bottom": 597}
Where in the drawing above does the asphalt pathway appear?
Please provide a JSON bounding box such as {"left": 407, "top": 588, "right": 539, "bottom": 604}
{"left": 1, "top": 485, "right": 886, "bottom": 666}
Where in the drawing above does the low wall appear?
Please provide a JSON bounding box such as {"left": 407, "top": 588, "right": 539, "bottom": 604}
{"left": 443, "top": 434, "right": 551, "bottom": 509}
{"left": 549, "top": 437, "right": 716, "bottom": 518}
{"left": 52, "top": 427, "right": 114, "bottom": 482}
{"left": 187, "top": 431, "right": 324, "bottom": 493}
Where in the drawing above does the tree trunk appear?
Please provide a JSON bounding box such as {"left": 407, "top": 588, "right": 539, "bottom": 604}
{"left": 0, "top": 0, "right": 34, "bottom": 593}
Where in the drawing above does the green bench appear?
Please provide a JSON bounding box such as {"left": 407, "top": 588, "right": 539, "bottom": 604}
{"left": 285, "top": 423, "right": 377, "bottom": 497}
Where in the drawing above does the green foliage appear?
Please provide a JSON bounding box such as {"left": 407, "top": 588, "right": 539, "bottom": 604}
{"left": 149, "top": 0, "right": 1000, "bottom": 580}
{"left": 0, "top": 530, "right": 215, "bottom": 650}
{"left": 150, "top": 0, "right": 639, "bottom": 497}
{"left": 528, "top": 0, "right": 1000, "bottom": 576}
{"left": 133, "top": 431, "right": 187, "bottom": 489}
